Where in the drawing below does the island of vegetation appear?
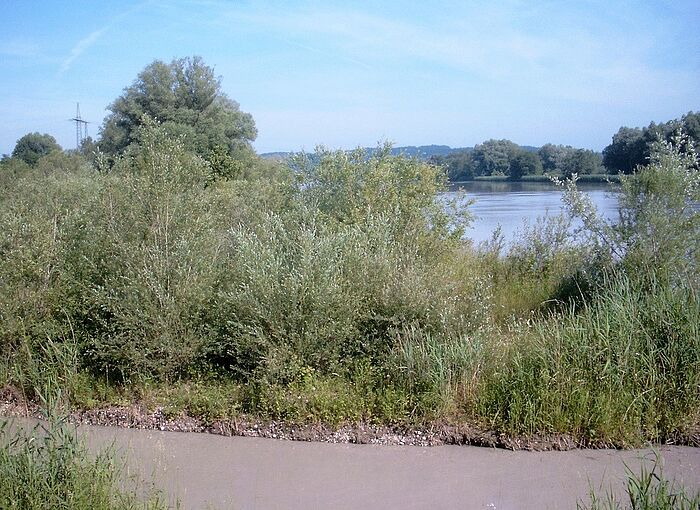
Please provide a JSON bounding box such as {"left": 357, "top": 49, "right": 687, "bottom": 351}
{"left": 1, "top": 57, "right": 698, "bottom": 462}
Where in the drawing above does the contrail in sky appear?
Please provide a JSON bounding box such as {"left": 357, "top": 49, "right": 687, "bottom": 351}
{"left": 59, "top": 1, "right": 153, "bottom": 74}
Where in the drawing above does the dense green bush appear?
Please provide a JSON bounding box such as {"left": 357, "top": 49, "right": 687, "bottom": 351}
{"left": 1, "top": 123, "right": 698, "bottom": 443}
{"left": 559, "top": 133, "right": 699, "bottom": 281}
{"left": 1, "top": 124, "right": 480, "bottom": 386}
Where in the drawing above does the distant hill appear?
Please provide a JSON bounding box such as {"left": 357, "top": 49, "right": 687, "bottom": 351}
{"left": 260, "top": 145, "right": 473, "bottom": 161}
{"left": 259, "top": 152, "right": 292, "bottom": 161}
{"left": 385, "top": 145, "right": 469, "bottom": 158}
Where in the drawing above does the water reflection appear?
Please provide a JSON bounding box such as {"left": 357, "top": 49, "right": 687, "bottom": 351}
{"left": 443, "top": 181, "right": 620, "bottom": 244}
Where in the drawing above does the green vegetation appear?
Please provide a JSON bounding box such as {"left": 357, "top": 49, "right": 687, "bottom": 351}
{"left": 11, "top": 132, "right": 62, "bottom": 166}
{"left": 431, "top": 139, "right": 605, "bottom": 181}
{"left": 1, "top": 57, "right": 698, "bottom": 450}
{"left": 0, "top": 355, "right": 168, "bottom": 510}
{"left": 579, "top": 453, "right": 700, "bottom": 510}
{"left": 603, "top": 111, "right": 699, "bottom": 174}
{"left": 98, "top": 56, "right": 257, "bottom": 174}
{"left": 0, "top": 414, "right": 169, "bottom": 510}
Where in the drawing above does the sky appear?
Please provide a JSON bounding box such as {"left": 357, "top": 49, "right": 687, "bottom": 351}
{"left": 1, "top": 0, "right": 698, "bottom": 155}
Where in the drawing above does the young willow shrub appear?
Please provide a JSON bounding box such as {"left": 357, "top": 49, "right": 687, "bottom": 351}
{"left": 0, "top": 120, "right": 244, "bottom": 382}
{"left": 0, "top": 162, "right": 99, "bottom": 361}
{"left": 558, "top": 132, "right": 699, "bottom": 282}
{"left": 293, "top": 143, "right": 468, "bottom": 239}
{"left": 81, "top": 126, "right": 222, "bottom": 379}
{"left": 203, "top": 146, "right": 482, "bottom": 383}
{"left": 3, "top": 124, "right": 493, "bottom": 418}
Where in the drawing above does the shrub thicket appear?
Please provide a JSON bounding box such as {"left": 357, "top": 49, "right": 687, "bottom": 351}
{"left": 0, "top": 124, "right": 698, "bottom": 444}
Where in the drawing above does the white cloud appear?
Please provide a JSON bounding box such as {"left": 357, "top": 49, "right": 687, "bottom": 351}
{"left": 59, "top": 28, "right": 107, "bottom": 74}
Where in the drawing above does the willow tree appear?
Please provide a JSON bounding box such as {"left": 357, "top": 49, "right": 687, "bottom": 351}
{"left": 98, "top": 56, "right": 257, "bottom": 169}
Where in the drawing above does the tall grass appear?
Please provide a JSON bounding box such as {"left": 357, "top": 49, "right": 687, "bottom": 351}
{"left": 0, "top": 415, "right": 169, "bottom": 510}
{"left": 579, "top": 453, "right": 700, "bottom": 510}
{"left": 477, "top": 271, "right": 699, "bottom": 443}
{"left": 0, "top": 344, "right": 168, "bottom": 510}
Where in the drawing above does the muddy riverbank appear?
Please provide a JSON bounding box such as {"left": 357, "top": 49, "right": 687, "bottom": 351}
{"left": 2, "top": 387, "right": 699, "bottom": 451}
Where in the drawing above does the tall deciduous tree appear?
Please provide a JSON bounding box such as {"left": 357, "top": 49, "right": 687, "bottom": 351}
{"left": 98, "top": 56, "right": 257, "bottom": 161}
{"left": 11, "top": 132, "right": 61, "bottom": 166}
{"left": 681, "top": 111, "right": 700, "bottom": 144}
{"left": 430, "top": 150, "right": 476, "bottom": 181}
{"left": 561, "top": 149, "right": 603, "bottom": 178}
{"left": 538, "top": 143, "right": 569, "bottom": 173}
{"left": 602, "top": 112, "right": 700, "bottom": 174}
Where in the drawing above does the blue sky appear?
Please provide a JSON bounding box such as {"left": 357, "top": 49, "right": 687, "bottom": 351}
{"left": 1, "top": 0, "right": 698, "bottom": 154}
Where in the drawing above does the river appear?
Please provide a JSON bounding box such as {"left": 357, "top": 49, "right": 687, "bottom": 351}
{"left": 3, "top": 417, "right": 699, "bottom": 510}
{"left": 444, "top": 181, "right": 619, "bottom": 244}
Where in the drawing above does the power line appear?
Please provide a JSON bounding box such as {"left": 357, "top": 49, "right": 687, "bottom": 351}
{"left": 69, "top": 103, "right": 90, "bottom": 149}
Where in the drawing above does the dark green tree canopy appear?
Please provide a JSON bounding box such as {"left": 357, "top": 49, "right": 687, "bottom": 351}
{"left": 430, "top": 150, "right": 476, "bottom": 181}
{"left": 98, "top": 56, "right": 257, "bottom": 159}
{"left": 561, "top": 148, "right": 603, "bottom": 178}
{"left": 602, "top": 112, "right": 700, "bottom": 174}
{"left": 509, "top": 150, "right": 542, "bottom": 180}
{"left": 602, "top": 127, "right": 647, "bottom": 174}
{"left": 538, "top": 143, "right": 569, "bottom": 173}
{"left": 11, "top": 132, "right": 62, "bottom": 166}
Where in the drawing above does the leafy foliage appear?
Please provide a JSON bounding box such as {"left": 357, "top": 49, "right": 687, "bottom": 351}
{"left": 11, "top": 132, "right": 62, "bottom": 166}
{"left": 603, "top": 111, "right": 700, "bottom": 174}
{"left": 1, "top": 109, "right": 699, "bottom": 446}
{"left": 509, "top": 150, "right": 542, "bottom": 180}
{"left": 98, "top": 56, "right": 256, "bottom": 163}
{"left": 560, "top": 133, "right": 699, "bottom": 280}
{"left": 472, "top": 139, "right": 521, "bottom": 176}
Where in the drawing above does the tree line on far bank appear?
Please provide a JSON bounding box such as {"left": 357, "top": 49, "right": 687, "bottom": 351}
{"left": 430, "top": 140, "right": 604, "bottom": 181}
{"left": 430, "top": 111, "right": 700, "bottom": 181}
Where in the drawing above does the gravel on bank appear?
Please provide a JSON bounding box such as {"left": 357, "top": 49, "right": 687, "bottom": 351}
{"left": 1, "top": 385, "right": 697, "bottom": 451}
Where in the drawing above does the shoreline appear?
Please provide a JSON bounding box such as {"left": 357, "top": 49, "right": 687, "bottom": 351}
{"left": 3, "top": 386, "right": 698, "bottom": 451}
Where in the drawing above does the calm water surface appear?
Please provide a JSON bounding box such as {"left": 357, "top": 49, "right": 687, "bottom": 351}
{"left": 444, "top": 181, "right": 620, "bottom": 244}
{"left": 5, "top": 417, "right": 700, "bottom": 510}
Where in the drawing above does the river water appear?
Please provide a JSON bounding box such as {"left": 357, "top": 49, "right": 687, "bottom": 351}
{"left": 444, "top": 181, "right": 619, "bottom": 244}
{"left": 3, "top": 418, "right": 699, "bottom": 510}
